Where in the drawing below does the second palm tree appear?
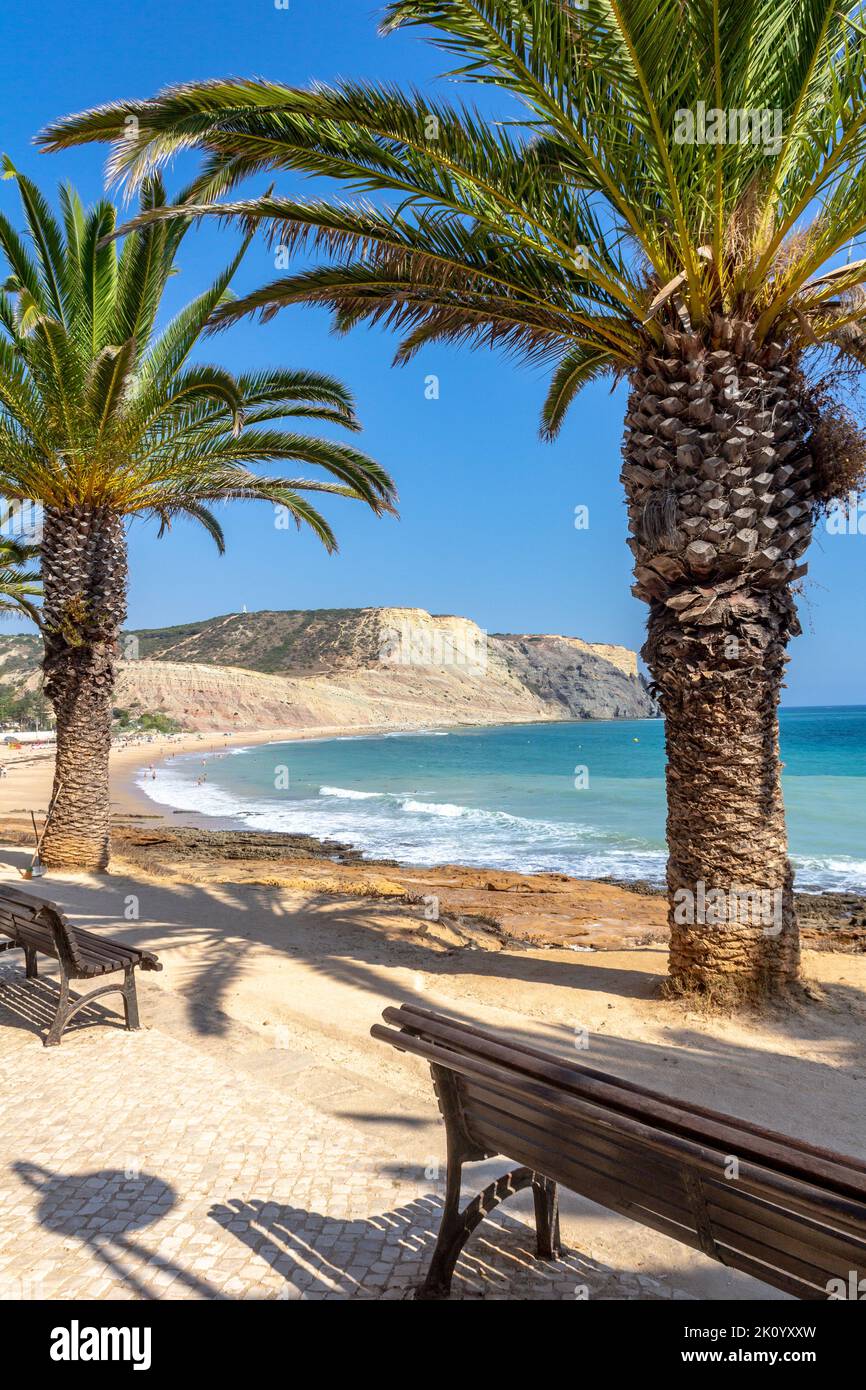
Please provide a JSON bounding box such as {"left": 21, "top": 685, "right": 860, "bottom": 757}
{"left": 0, "top": 165, "right": 396, "bottom": 870}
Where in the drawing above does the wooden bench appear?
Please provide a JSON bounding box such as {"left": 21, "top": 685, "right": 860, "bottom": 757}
{"left": 373, "top": 1003, "right": 866, "bottom": 1300}
{"left": 0, "top": 884, "right": 161, "bottom": 1047}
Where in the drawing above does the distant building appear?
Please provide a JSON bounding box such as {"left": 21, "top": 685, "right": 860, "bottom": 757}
{"left": 1, "top": 730, "right": 56, "bottom": 744}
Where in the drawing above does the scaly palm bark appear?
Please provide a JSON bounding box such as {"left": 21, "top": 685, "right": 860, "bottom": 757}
{"left": 625, "top": 323, "right": 813, "bottom": 993}
{"left": 40, "top": 507, "right": 127, "bottom": 868}
{"left": 40, "top": 1, "right": 866, "bottom": 996}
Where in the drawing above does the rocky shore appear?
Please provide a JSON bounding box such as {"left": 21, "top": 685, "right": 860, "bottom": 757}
{"left": 53, "top": 821, "right": 866, "bottom": 955}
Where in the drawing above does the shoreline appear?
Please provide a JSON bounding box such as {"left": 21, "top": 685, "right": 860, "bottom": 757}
{"left": 0, "top": 722, "right": 861, "bottom": 917}
{"left": 0, "top": 725, "right": 864, "bottom": 948}
{"left": 117, "top": 728, "right": 866, "bottom": 904}
{"left": 0, "top": 721, "right": 420, "bottom": 826}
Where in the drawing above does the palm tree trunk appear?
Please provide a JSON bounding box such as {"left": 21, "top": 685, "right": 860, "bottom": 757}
{"left": 622, "top": 321, "right": 813, "bottom": 1001}
{"left": 39, "top": 506, "right": 127, "bottom": 871}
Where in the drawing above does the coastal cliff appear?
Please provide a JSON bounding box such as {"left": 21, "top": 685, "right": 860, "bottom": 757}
{"left": 0, "top": 607, "right": 655, "bottom": 732}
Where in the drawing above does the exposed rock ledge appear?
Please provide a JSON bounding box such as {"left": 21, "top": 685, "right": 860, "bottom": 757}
{"left": 106, "top": 825, "right": 865, "bottom": 955}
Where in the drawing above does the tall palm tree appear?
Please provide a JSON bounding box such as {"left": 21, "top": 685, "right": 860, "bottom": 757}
{"left": 41, "top": 1, "right": 866, "bottom": 999}
{"left": 0, "top": 162, "right": 395, "bottom": 871}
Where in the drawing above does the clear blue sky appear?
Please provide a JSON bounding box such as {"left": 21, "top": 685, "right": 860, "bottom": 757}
{"left": 2, "top": 0, "right": 863, "bottom": 705}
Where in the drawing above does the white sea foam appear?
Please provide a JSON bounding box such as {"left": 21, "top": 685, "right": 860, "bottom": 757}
{"left": 400, "top": 799, "right": 466, "bottom": 818}
{"left": 136, "top": 766, "right": 666, "bottom": 880}
{"left": 791, "top": 855, "right": 866, "bottom": 894}
{"left": 381, "top": 729, "right": 448, "bottom": 738}
{"left": 135, "top": 748, "right": 865, "bottom": 893}
{"left": 319, "top": 785, "right": 383, "bottom": 800}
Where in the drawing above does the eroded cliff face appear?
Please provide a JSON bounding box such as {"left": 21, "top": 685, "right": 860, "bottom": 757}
{"left": 0, "top": 607, "right": 656, "bottom": 731}
{"left": 490, "top": 633, "right": 655, "bottom": 720}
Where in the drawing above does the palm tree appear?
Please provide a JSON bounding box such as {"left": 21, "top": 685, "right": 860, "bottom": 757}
{"left": 0, "top": 162, "right": 396, "bottom": 871}
{"left": 40, "top": 2, "right": 866, "bottom": 999}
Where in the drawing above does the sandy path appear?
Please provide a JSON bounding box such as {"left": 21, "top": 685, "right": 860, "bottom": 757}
{"left": 0, "top": 834, "right": 863, "bottom": 1298}
{"left": 3, "top": 738, "right": 864, "bottom": 1129}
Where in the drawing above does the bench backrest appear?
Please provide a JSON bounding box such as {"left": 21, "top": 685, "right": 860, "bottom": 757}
{"left": 373, "top": 1004, "right": 866, "bottom": 1300}
{"left": 0, "top": 884, "right": 85, "bottom": 973}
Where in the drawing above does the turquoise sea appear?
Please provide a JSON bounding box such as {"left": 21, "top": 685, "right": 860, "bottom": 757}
{"left": 137, "top": 707, "right": 866, "bottom": 893}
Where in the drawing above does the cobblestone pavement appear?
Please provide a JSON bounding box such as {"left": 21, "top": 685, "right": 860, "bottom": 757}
{"left": 0, "top": 967, "right": 687, "bottom": 1301}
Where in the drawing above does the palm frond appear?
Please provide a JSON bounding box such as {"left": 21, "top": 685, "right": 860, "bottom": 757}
{"left": 0, "top": 172, "right": 393, "bottom": 553}
{"left": 39, "top": 1, "right": 866, "bottom": 431}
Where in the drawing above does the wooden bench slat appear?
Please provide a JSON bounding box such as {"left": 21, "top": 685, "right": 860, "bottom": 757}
{"left": 2, "top": 917, "right": 150, "bottom": 973}
{"left": 373, "top": 1021, "right": 866, "bottom": 1237}
{"left": 385, "top": 1004, "right": 866, "bottom": 1196}
{"left": 715, "top": 1222, "right": 853, "bottom": 1294}
{"left": 465, "top": 1080, "right": 692, "bottom": 1212}
{"left": 466, "top": 1114, "right": 709, "bottom": 1254}
{"left": 704, "top": 1178, "right": 866, "bottom": 1269}
{"left": 465, "top": 1091, "right": 864, "bottom": 1288}
{"left": 707, "top": 1199, "right": 866, "bottom": 1285}
{"left": 0, "top": 906, "right": 40, "bottom": 927}
{"left": 388, "top": 1002, "right": 866, "bottom": 1173}
{"left": 373, "top": 1005, "right": 866, "bottom": 1300}
{"left": 711, "top": 1247, "right": 825, "bottom": 1301}
{"left": 472, "top": 1093, "right": 866, "bottom": 1289}
{"left": 467, "top": 1077, "right": 866, "bottom": 1278}
{"left": 467, "top": 1103, "right": 695, "bottom": 1230}
{"left": 388, "top": 1003, "right": 866, "bottom": 1185}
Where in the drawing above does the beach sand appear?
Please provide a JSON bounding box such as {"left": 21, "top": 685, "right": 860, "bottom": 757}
{"left": 1, "top": 728, "right": 865, "bottom": 1297}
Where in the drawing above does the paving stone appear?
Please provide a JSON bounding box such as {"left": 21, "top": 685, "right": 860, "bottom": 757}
{"left": 0, "top": 974, "right": 684, "bottom": 1301}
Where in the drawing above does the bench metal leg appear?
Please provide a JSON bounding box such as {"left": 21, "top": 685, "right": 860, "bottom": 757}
{"left": 532, "top": 1174, "right": 562, "bottom": 1259}
{"left": 418, "top": 1141, "right": 468, "bottom": 1299}
{"left": 418, "top": 1063, "right": 562, "bottom": 1298}
{"left": 44, "top": 972, "right": 71, "bottom": 1048}
{"left": 43, "top": 967, "right": 142, "bottom": 1047}
{"left": 419, "top": 1157, "right": 559, "bottom": 1299}
{"left": 23, "top": 946, "right": 38, "bottom": 980}
{"left": 122, "top": 966, "right": 141, "bottom": 1032}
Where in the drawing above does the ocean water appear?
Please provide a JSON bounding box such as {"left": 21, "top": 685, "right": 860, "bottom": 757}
{"left": 136, "top": 708, "right": 866, "bottom": 893}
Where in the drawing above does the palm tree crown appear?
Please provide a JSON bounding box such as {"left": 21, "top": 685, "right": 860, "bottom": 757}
{"left": 37, "top": 0, "right": 866, "bottom": 452}
{"left": 0, "top": 158, "right": 395, "bottom": 547}
{"left": 0, "top": 161, "right": 396, "bottom": 871}
{"left": 0, "top": 534, "right": 40, "bottom": 624}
